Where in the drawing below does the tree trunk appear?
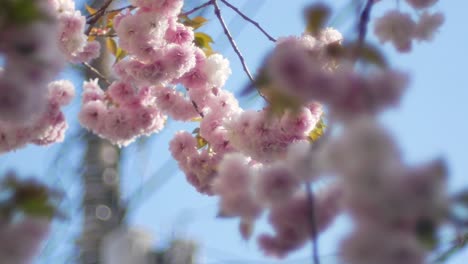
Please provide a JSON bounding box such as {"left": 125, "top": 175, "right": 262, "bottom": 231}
{"left": 78, "top": 1, "right": 124, "bottom": 263}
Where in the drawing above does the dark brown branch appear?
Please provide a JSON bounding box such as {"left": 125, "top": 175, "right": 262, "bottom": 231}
{"left": 85, "top": 0, "right": 114, "bottom": 35}
{"left": 83, "top": 62, "right": 111, "bottom": 85}
{"left": 182, "top": 0, "right": 213, "bottom": 17}
{"left": 86, "top": 4, "right": 134, "bottom": 20}
{"left": 219, "top": 0, "right": 276, "bottom": 42}
{"left": 88, "top": 33, "right": 118, "bottom": 38}
{"left": 212, "top": 0, "right": 254, "bottom": 83}
{"left": 191, "top": 101, "right": 205, "bottom": 118}
{"left": 357, "top": 0, "right": 375, "bottom": 46}
{"left": 303, "top": 118, "right": 332, "bottom": 264}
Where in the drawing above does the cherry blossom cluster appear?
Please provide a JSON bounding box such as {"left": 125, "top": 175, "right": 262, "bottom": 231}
{"left": 326, "top": 118, "right": 447, "bottom": 264}
{"left": 186, "top": 6, "right": 446, "bottom": 258}
{"left": 225, "top": 103, "right": 323, "bottom": 163}
{"left": 0, "top": 80, "right": 75, "bottom": 153}
{"left": 0, "top": 217, "right": 51, "bottom": 264}
{"left": 48, "top": 0, "right": 101, "bottom": 63}
{"left": 79, "top": 79, "right": 167, "bottom": 147}
{"left": 165, "top": 28, "right": 356, "bottom": 256}
{"left": 0, "top": 0, "right": 452, "bottom": 262}
{"left": 0, "top": 172, "right": 61, "bottom": 264}
{"left": 265, "top": 30, "right": 409, "bottom": 120}
{"left": 0, "top": 9, "right": 64, "bottom": 124}
{"left": 374, "top": 0, "right": 444, "bottom": 52}
{"left": 169, "top": 71, "right": 325, "bottom": 195}
{"left": 167, "top": 27, "right": 342, "bottom": 195}
{"left": 80, "top": 0, "right": 206, "bottom": 144}
{"left": 0, "top": 1, "right": 82, "bottom": 153}
{"left": 212, "top": 144, "right": 343, "bottom": 257}
{"left": 169, "top": 101, "right": 322, "bottom": 195}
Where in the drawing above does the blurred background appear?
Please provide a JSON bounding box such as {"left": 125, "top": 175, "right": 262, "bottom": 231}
{"left": 0, "top": 0, "right": 467, "bottom": 263}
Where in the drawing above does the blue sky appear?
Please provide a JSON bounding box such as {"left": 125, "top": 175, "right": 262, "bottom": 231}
{"left": 1, "top": 0, "right": 467, "bottom": 263}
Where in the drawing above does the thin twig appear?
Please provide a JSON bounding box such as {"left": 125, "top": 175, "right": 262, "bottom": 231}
{"left": 182, "top": 0, "right": 213, "bottom": 17}
{"left": 88, "top": 33, "right": 118, "bottom": 38}
{"left": 306, "top": 183, "right": 320, "bottom": 264}
{"left": 212, "top": 0, "right": 254, "bottom": 83}
{"left": 86, "top": 4, "right": 134, "bottom": 20}
{"left": 303, "top": 117, "right": 333, "bottom": 264}
{"left": 85, "top": 0, "right": 114, "bottom": 35}
{"left": 83, "top": 62, "right": 111, "bottom": 85}
{"left": 191, "top": 101, "right": 205, "bottom": 118}
{"left": 219, "top": 0, "right": 276, "bottom": 42}
{"left": 357, "top": 0, "right": 375, "bottom": 47}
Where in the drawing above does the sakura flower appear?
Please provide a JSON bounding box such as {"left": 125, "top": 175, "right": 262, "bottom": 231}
{"left": 405, "top": 0, "right": 438, "bottom": 9}
{"left": 415, "top": 12, "right": 444, "bottom": 41}
{"left": 254, "top": 162, "right": 300, "bottom": 205}
{"left": 0, "top": 218, "right": 51, "bottom": 264}
{"left": 340, "top": 225, "right": 425, "bottom": 264}
{"left": 374, "top": 11, "right": 416, "bottom": 52}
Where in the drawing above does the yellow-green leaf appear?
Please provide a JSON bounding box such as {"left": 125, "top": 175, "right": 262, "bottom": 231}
{"left": 196, "top": 135, "right": 208, "bottom": 149}
{"left": 194, "top": 32, "right": 214, "bottom": 56}
{"left": 106, "top": 37, "right": 118, "bottom": 56}
{"left": 309, "top": 117, "right": 326, "bottom": 142}
{"left": 115, "top": 48, "right": 127, "bottom": 62}
{"left": 305, "top": 3, "right": 331, "bottom": 35}
{"left": 194, "top": 32, "right": 214, "bottom": 47}
{"left": 85, "top": 4, "right": 97, "bottom": 16}
{"left": 3, "top": 0, "right": 47, "bottom": 25}
{"left": 107, "top": 10, "right": 121, "bottom": 20}
{"left": 191, "top": 16, "right": 208, "bottom": 29}
{"left": 180, "top": 15, "right": 209, "bottom": 30}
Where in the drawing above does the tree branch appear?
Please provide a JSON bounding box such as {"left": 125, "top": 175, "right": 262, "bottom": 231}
{"left": 357, "top": 0, "right": 375, "bottom": 47}
{"left": 85, "top": 0, "right": 114, "bottom": 35}
{"left": 83, "top": 62, "right": 111, "bottom": 85}
{"left": 212, "top": 0, "right": 254, "bottom": 83}
{"left": 219, "top": 0, "right": 276, "bottom": 42}
{"left": 86, "top": 5, "right": 134, "bottom": 20}
{"left": 191, "top": 101, "right": 205, "bottom": 118}
{"left": 306, "top": 183, "right": 320, "bottom": 264}
{"left": 182, "top": 0, "right": 213, "bottom": 17}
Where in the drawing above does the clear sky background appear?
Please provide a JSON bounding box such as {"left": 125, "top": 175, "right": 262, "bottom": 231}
{"left": 0, "top": 0, "right": 467, "bottom": 263}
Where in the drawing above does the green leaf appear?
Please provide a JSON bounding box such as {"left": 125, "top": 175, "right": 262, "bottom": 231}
{"left": 1, "top": 174, "right": 63, "bottom": 219}
{"left": 190, "top": 16, "right": 208, "bottom": 29}
{"left": 415, "top": 218, "right": 438, "bottom": 250}
{"left": 107, "top": 10, "right": 121, "bottom": 20}
{"left": 6, "top": 0, "right": 48, "bottom": 25}
{"left": 85, "top": 4, "right": 98, "bottom": 16}
{"left": 17, "top": 198, "right": 55, "bottom": 218}
{"left": 305, "top": 3, "right": 331, "bottom": 35}
{"left": 115, "top": 48, "right": 127, "bottom": 62}
{"left": 180, "top": 15, "right": 208, "bottom": 30}
{"left": 106, "top": 37, "right": 118, "bottom": 56}
{"left": 309, "top": 117, "right": 326, "bottom": 142}
{"left": 196, "top": 135, "right": 208, "bottom": 149}
{"left": 194, "top": 32, "right": 214, "bottom": 48}
{"left": 194, "top": 32, "right": 214, "bottom": 56}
